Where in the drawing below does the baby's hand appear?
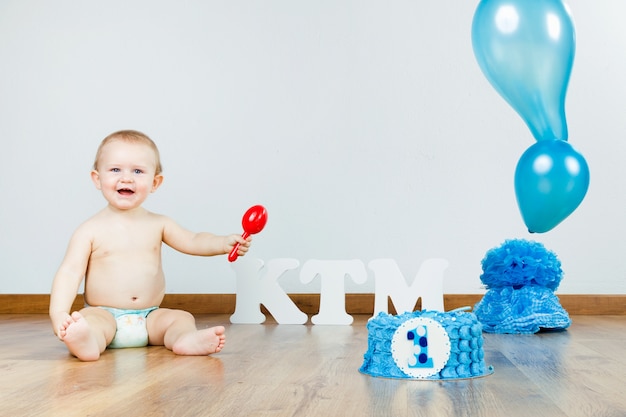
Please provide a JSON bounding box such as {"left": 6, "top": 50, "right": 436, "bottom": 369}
{"left": 225, "top": 234, "right": 252, "bottom": 257}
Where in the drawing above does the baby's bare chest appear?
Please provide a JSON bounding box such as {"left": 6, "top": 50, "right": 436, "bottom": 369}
{"left": 91, "top": 224, "right": 163, "bottom": 259}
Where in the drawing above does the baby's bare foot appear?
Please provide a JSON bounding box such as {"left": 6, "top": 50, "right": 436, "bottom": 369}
{"left": 172, "top": 326, "right": 226, "bottom": 356}
{"left": 60, "top": 312, "right": 101, "bottom": 361}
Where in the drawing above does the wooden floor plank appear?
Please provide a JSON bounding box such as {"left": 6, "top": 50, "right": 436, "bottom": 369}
{"left": 404, "top": 350, "right": 567, "bottom": 417}
{"left": 484, "top": 323, "right": 626, "bottom": 417}
{"left": 1, "top": 314, "right": 625, "bottom": 417}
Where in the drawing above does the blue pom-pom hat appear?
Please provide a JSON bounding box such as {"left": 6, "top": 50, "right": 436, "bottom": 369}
{"left": 479, "top": 239, "right": 563, "bottom": 290}
{"left": 474, "top": 239, "right": 571, "bottom": 334}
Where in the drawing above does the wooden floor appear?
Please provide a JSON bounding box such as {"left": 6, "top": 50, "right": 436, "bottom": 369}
{"left": 1, "top": 314, "right": 626, "bottom": 417}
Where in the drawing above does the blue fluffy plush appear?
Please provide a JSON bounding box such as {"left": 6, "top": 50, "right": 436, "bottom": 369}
{"left": 474, "top": 239, "right": 571, "bottom": 334}
{"left": 480, "top": 239, "right": 563, "bottom": 291}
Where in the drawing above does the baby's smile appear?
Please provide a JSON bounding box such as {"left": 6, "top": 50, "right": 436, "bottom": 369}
{"left": 117, "top": 188, "right": 135, "bottom": 196}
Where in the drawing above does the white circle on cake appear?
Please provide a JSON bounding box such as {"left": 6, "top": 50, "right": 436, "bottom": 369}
{"left": 391, "top": 317, "right": 451, "bottom": 378}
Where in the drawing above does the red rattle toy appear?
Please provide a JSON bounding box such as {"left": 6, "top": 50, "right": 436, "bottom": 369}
{"left": 228, "top": 205, "right": 268, "bottom": 262}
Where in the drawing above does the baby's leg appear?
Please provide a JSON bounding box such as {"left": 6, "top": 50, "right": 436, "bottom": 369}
{"left": 147, "top": 308, "right": 226, "bottom": 356}
{"left": 59, "top": 308, "right": 116, "bottom": 361}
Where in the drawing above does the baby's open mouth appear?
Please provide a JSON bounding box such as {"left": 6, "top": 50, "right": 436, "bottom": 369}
{"left": 117, "top": 188, "right": 135, "bottom": 196}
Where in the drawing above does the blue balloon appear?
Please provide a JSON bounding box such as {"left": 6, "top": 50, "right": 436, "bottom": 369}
{"left": 472, "top": 0, "right": 575, "bottom": 141}
{"left": 514, "top": 140, "right": 589, "bottom": 233}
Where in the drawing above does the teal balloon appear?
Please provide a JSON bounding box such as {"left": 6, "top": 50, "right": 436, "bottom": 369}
{"left": 472, "top": 0, "right": 575, "bottom": 141}
{"left": 515, "top": 140, "right": 589, "bottom": 233}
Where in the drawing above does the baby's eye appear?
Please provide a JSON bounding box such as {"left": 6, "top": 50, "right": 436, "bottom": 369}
{"left": 111, "top": 168, "right": 120, "bottom": 173}
{"left": 134, "top": 169, "right": 143, "bottom": 174}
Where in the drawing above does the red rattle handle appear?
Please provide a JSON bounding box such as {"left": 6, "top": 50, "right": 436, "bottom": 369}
{"left": 228, "top": 231, "right": 250, "bottom": 262}
{"left": 228, "top": 205, "right": 268, "bottom": 262}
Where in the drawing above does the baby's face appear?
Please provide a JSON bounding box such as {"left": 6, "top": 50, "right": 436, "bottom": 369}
{"left": 91, "top": 140, "right": 163, "bottom": 211}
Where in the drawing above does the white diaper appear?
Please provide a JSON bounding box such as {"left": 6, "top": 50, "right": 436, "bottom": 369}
{"left": 97, "top": 306, "right": 158, "bottom": 348}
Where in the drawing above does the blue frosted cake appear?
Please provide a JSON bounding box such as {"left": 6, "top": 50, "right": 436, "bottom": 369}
{"left": 359, "top": 309, "right": 492, "bottom": 380}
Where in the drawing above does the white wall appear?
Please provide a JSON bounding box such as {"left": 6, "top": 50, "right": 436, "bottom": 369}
{"left": 1, "top": 0, "right": 624, "bottom": 295}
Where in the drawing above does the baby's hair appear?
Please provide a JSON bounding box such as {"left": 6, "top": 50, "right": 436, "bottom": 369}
{"left": 93, "top": 130, "right": 163, "bottom": 175}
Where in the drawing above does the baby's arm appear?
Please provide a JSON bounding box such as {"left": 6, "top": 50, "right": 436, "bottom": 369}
{"left": 49, "top": 226, "right": 92, "bottom": 337}
{"left": 161, "top": 216, "right": 251, "bottom": 257}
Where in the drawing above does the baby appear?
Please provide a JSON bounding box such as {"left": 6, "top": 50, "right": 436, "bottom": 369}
{"left": 49, "top": 130, "right": 251, "bottom": 361}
